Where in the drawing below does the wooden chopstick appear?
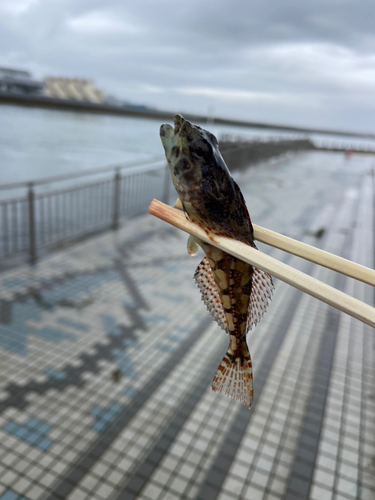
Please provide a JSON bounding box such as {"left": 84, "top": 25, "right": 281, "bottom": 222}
{"left": 174, "top": 197, "right": 375, "bottom": 287}
{"left": 149, "top": 199, "right": 375, "bottom": 329}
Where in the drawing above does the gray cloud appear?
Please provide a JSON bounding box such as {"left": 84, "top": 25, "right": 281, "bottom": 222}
{"left": 0, "top": 0, "right": 374, "bottom": 132}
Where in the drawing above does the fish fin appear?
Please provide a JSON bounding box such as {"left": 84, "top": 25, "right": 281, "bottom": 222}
{"left": 187, "top": 235, "right": 199, "bottom": 256}
{"left": 211, "top": 341, "right": 253, "bottom": 408}
{"left": 246, "top": 266, "right": 274, "bottom": 332}
{"left": 194, "top": 256, "right": 228, "bottom": 334}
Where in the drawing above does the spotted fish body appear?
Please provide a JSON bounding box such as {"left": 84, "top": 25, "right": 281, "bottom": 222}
{"left": 160, "top": 115, "right": 274, "bottom": 408}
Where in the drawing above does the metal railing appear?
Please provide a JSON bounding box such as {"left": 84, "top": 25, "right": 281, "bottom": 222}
{"left": 0, "top": 157, "right": 170, "bottom": 263}
{"left": 3, "top": 135, "right": 373, "bottom": 266}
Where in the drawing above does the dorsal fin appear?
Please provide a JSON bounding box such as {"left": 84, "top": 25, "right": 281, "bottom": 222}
{"left": 194, "top": 256, "right": 228, "bottom": 333}
{"left": 246, "top": 267, "right": 274, "bottom": 332}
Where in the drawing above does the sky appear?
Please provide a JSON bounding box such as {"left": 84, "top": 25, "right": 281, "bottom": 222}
{"left": 0, "top": 0, "right": 374, "bottom": 133}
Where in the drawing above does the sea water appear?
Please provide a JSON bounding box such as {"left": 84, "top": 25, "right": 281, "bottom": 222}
{"left": 1, "top": 104, "right": 374, "bottom": 191}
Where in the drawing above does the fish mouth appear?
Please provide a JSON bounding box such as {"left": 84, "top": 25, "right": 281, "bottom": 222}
{"left": 173, "top": 114, "right": 185, "bottom": 135}
{"left": 160, "top": 114, "right": 186, "bottom": 139}
{"left": 160, "top": 122, "right": 175, "bottom": 160}
{"left": 160, "top": 114, "right": 188, "bottom": 159}
{"left": 160, "top": 122, "right": 174, "bottom": 140}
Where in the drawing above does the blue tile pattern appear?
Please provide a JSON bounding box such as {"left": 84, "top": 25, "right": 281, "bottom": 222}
{"left": 141, "top": 314, "right": 170, "bottom": 324}
{"left": 90, "top": 403, "right": 124, "bottom": 433}
{"left": 1, "top": 278, "right": 29, "bottom": 289}
{"left": 44, "top": 367, "right": 67, "bottom": 380}
{"left": 3, "top": 418, "right": 53, "bottom": 450}
{"left": 101, "top": 314, "right": 123, "bottom": 336}
{"left": 0, "top": 269, "right": 124, "bottom": 355}
{"left": 124, "top": 387, "right": 138, "bottom": 399}
{"left": 57, "top": 317, "right": 89, "bottom": 331}
{"left": 123, "top": 338, "right": 140, "bottom": 349}
{"left": 0, "top": 302, "right": 76, "bottom": 354}
{"left": 37, "top": 270, "right": 121, "bottom": 306}
{"left": 112, "top": 348, "right": 138, "bottom": 379}
{"left": 158, "top": 292, "right": 189, "bottom": 303}
{"left": 0, "top": 490, "right": 30, "bottom": 500}
{"left": 156, "top": 330, "right": 189, "bottom": 353}
{"left": 156, "top": 343, "right": 175, "bottom": 353}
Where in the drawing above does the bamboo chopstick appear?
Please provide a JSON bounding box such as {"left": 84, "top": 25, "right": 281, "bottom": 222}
{"left": 149, "top": 198, "right": 375, "bottom": 329}
{"left": 174, "top": 197, "right": 375, "bottom": 287}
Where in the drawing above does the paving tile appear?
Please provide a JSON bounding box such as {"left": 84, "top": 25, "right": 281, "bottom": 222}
{"left": 243, "top": 484, "right": 264, "bottom": 500}
{"left": 0, "top": 151, "right": 373, "bottom": 500}
{"left": 310, "top": 484, "right": 333, "bottom": 500}
{"left": 288, "top": 475, "right": 310, "bottom": 496}
{"left": 293, "top": 460, "right": 314, "bottom": 480}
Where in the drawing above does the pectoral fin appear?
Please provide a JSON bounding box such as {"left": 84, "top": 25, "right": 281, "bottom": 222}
{"left": 187, "top": 235, "right": 199, "bottom": 256}
{"left": 194, "top": 256, "right": 228, "bottom": 333}
{"left": 246, "top": 267, "right": 274, "bottom": 332}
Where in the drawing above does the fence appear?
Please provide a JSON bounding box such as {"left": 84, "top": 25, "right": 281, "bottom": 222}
{"left": 2, "top": 136, "right": 372, "bottom": 266}
{"left": 0, "top": 157, "right": 170, "bottom": 264}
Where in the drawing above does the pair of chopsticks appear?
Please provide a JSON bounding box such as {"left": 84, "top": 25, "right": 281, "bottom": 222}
{"left": 148, "top": 198, "right": 375, "bottom": 328}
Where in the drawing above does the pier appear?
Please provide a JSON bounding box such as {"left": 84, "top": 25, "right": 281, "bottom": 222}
{"left": 0, "top": 149, "right": 373, "bottom": 500}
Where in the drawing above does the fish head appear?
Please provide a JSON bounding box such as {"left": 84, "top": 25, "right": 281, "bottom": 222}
{"left": 160, "top": 115, "right": 230, "bottom": 203}
{"left": 160, "top": 115, "right": 255, "bottom": 245}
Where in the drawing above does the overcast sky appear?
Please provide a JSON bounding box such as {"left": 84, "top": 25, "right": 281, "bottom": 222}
{"left": 1, "top": 0, "right": 374, "bottom": 133}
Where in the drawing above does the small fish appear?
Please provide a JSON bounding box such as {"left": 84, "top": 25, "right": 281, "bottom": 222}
{"left": 160, "top": 115, "right": 274, "bottom": 408}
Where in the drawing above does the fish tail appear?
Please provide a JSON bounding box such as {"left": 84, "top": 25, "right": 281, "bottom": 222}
{"left": 211, "top": 339, "right": 253, "bottom": 408}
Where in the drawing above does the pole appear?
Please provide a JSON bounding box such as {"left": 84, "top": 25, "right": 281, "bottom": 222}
{"left": 28, "top": 182, "right": 36, "bottom": 264}
{"left": 112, "top": 168, "right": 121, "bottom": 230}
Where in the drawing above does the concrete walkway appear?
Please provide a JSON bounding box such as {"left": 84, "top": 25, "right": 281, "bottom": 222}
{"left": 0, "top": 151, "right": 374, "bottom": 500}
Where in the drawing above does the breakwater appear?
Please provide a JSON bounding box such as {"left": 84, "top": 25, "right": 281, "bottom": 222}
{"left": 220, "top": 137, "right": 375, "bottom": 170}
{"left": 220, "top": 138, "right": 316, "bottom": 170}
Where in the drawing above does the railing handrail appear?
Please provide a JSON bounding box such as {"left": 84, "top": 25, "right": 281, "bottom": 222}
{"left": 2, "top": 134, "right": 374, "bottom": 193}
{"left": 0, "top": 154, "right": 166, "bottom": 191}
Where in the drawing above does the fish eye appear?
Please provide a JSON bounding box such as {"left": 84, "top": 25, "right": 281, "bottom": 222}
{"left": 190, "top": 140, "right": 212, "bottom": 161}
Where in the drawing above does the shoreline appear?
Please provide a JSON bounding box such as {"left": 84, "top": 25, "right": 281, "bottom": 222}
{"left": 1, "top": 91, "right": 374, "bottom": 139}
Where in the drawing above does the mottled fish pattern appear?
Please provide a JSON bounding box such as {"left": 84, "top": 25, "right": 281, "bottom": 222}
{"left": 160, "top": 115, "right": 274, "bottom": 407}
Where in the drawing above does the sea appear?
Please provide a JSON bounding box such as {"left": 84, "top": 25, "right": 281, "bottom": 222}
{"left": 1, "top": 103, "right": 374, "bottom": 197}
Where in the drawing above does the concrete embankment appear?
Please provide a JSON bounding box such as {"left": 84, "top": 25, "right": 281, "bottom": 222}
{"left": 220, "top": 138, "right": 316, "bottom": 170}
{"left": 220, "top": 138, "right": 375, "bottom": 170}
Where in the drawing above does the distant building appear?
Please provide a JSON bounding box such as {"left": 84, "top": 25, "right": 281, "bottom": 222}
{"left": 44, "top": 77, "right": 106, "bottom": 104}
{"left": 0, "top": 67, "right": 44, "bottom": 94}
{"left": 0, "top": 67, "right": 153, "bottom": 111}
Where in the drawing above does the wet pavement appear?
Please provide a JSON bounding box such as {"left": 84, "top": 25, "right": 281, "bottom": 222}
{"left": 0, "top": 151, "right": 374, "bottom": 500}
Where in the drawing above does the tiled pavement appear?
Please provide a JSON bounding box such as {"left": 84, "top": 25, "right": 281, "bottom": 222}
{"left": 0, "top": 151, "right": 374, "bottom": 500}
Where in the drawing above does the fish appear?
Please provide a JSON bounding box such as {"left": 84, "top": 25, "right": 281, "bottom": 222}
{"left": 160, "top": 114, "right": 274, "bottom": 408}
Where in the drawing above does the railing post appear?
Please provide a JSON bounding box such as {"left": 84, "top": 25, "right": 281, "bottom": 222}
{"left": 27, "top": 182, "right": 37, "bottom": 264}
{"left": 112, "top": 168, "right": 121, "bottom": 230}
{"left": 162, "top": 164, "right": 171, "bottom": 204}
